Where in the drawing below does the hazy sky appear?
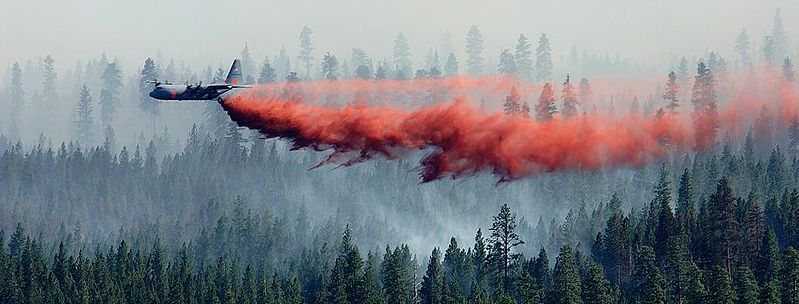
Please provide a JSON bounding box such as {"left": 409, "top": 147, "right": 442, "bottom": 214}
{"left": 1, "top": 0, "right": 797, "bottom": 73}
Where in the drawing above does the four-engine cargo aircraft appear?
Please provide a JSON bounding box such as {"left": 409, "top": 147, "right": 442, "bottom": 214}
{"left": 148, "top": 59, "right": 249, "bottom": 101}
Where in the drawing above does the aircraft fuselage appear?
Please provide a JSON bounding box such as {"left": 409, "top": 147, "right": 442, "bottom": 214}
{"left": 147, "top": 59, "right": 247, "bottom": 101}
{"left": 149, "top": 84, "right": 232, "bottom": 101}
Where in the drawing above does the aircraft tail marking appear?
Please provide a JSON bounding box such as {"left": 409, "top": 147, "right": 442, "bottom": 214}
{"left": 225, "top": 59, "right": 243, "bottom": 85}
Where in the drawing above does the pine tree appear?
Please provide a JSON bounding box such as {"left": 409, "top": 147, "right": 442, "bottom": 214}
{"left": 551, "top": 245, "right": 582, "bottom": 304}
{"left": 351, "top": 48, "right": 371, "bottom": 72}
{"left": 736, "top": 29, "right": 753, "bottom": 69}
{"left": 632, "top": 246, "right": 666, "bottom": 304}
{"left": 99, "top": 61, "right": 121, "bottom": 127}
{"left": 420, "top": 248, "right": 445, "bottom": 304}
{"left": 146, "top": 239, "right": 167, "bottom": 303}
{"left": 321, "top": 52, "right": 339, "bottom": 80}
{"left": 663, "top": 71, "right": 680, "bottom": 114}
{"left": 241, "top": 42, "right": 256, "bottom": 84}
{"left": 441, "top": 238, "right": 469, "bottom": 301}
{"left": 351, "top": 48, "right": 373, "bottom": 80}
{"left": 652, "top": 164, "right": 676, "bottom": 266}
{"left": 691, "top": 61, "right": 719, "bottom": 149}
{"left": 171, "top": 246, "right": 194, "bottom": 304}
{"left": 663, "top": 234, "right": 691, "bottom": 304}
{"left": 783, "top": 247, "right": 799, "bottom": 304}
{"left": 684, "top": 263, "right": 709, "bottom": 304}
{"left": 465, "top": 25, "right": 485, "bottom": 76}
{"left": 531, "top": 248, "right": 551, "bottom": 298}
{"left": 423, "top": 48, "right": 440, "bottom": 72}
{"left": 269, "top": 272, "right": 285, "bottom": 304}
{"left": 393, "top": 33, "right": 412, "bottom": 79}
{"left": 535, "top": 83, "right": 557, "bottom": 121}
{"left": 326, "top": 226, "right": 366, "bottom": 304}
{"left": 382, "top": 246, "right": 411, "bottom": 304}
{"left": 41, "top": 55, "right": 58, "bottom": 109}
{"left": 517, "top": 271, "right": 540, "bottom": 304}
{"left": 581, "top": 263, "right": 611, "bottom": 304}
{"left": 139, "top": 57, "right": 160, "bottom": 117}
{"left": 767, "top": 147, "right": 789, "bottom": 201}
{"left": 733, "top": 265, "right": 759, "bottom": 304}
{"left": 298, "top": 26, "right": 314, "bottom": 79}
{"left": 469, "top": 286, "right": 491, "bottom": 304}
{"left": 764, "top": 35, "right": 777, "bottom": 66}
{"left": 561, "top": 74, "right": 578, "bottom": 118}
{"left": 7, "top": 62, "right": 24, "bottom": 138}
{"left": 444, "top": 52, "right": 459, "bottom": 76}
{"left": 275, "top": 46, "right": 291, "bottom": 80}
{"left": 473, "top": 229, "right": 488, "bottom": 291}
{"left": 515, "top": 34, "right": 534, "bottom": 80}
{"left": 706, "top": 263, "right": 736, "bottom": 304}
{"left": 74, "top": 84, "right": 95, "bottom": 145}
{"left": 503, "top": 86, "right": 526, "bottom": 117}
{"left": 699, "top": 178, "right": 739, "bottom": 272}
{"left": 598, "top": 197, "right": 632, "bottom": 286}
{"left": 751, "top": 229, "right": 778, "bottom": 303}
{"left": 258, "top": 57, "right": 277, "bottom": 84}
{"left": 354, "top": 64, "right": 373, "bottom": 80}
{"left": 789, "top": 116, "right": 799, "bottom": 158}
{"left": 498, "top": 48, "right": 517, "bottom": 76}
{"left": 535, "top": 34, "right": 553, "bottom": 81}
{"left": 286, "top": 277, "right": 304, "bottom": 304}
{"left": 487, "top": 203, "right": 524, "bottom": 293}
{"left": 51, "top": 242, "right": 72, "bottom": 303}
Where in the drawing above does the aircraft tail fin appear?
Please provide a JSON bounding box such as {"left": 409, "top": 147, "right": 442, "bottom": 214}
{"left": 225, "top": 59, "right": 243, "bottom": 85}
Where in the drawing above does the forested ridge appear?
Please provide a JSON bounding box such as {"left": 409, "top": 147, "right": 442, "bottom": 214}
{"left": 3, "top": 9, "right": 799, "bottom": 304}
{"left": 2, "top": 130, "right": 799, "bottom": 303}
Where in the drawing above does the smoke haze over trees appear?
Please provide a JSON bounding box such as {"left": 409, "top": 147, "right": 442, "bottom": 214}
{"left": 3, "top": 3, "right": 799, "bottom": 304}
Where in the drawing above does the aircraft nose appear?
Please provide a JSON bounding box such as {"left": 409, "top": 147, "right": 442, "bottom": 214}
{"left": 149, "top": 90, "right": 160, "bottom": 99}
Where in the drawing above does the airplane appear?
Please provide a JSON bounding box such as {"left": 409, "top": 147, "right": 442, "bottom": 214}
{"left": 148, "top": 59, "right": 250, "bottom": 101}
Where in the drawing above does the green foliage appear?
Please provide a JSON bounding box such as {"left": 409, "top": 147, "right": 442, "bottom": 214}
{"left": 632, "top": 246, "right": 666, "bottom": 304}
{"left": 733, "top": 265, "right": 758, "bottom": 304}
{"left": 381, "top": 245, "right": 413, "bottom": 304}
{"left": 420, "top": 248, "right": 444, "bottom": 304}
{"left": 705, "top": 264, "right": 736, "bottom": 304}
{"left": 487, "top": 203, "right": 524, "bottom": 293}
{"left": 551, "top": 245, "right": 582, "bottom": 304}
{"left": 324, "top": 225, "right": 367, "bottom": 304}
{"left": 581, "top": 263, "right": 612, "bottom": 304}
{"left": 782, "top": 247, "right": 799, "bottom": 304}
{"left": 6, "top": 114, "right": 799, "bottom": 304}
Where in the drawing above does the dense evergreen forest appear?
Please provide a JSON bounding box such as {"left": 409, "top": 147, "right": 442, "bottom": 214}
{"left": 3, "top": 8, "right": 799, "bottom": 304}
{"left": 3, "top": 145, "right": 799, "bottom": 304}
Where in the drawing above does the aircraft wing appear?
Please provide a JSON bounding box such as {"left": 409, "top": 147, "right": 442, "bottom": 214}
{"left": 206, "top": 83, "right": 251, "bottom": 90}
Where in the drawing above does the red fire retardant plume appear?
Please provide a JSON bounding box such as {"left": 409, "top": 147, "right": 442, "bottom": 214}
{"left": 219, "top": 92, "right": 694, "bottom": 182}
